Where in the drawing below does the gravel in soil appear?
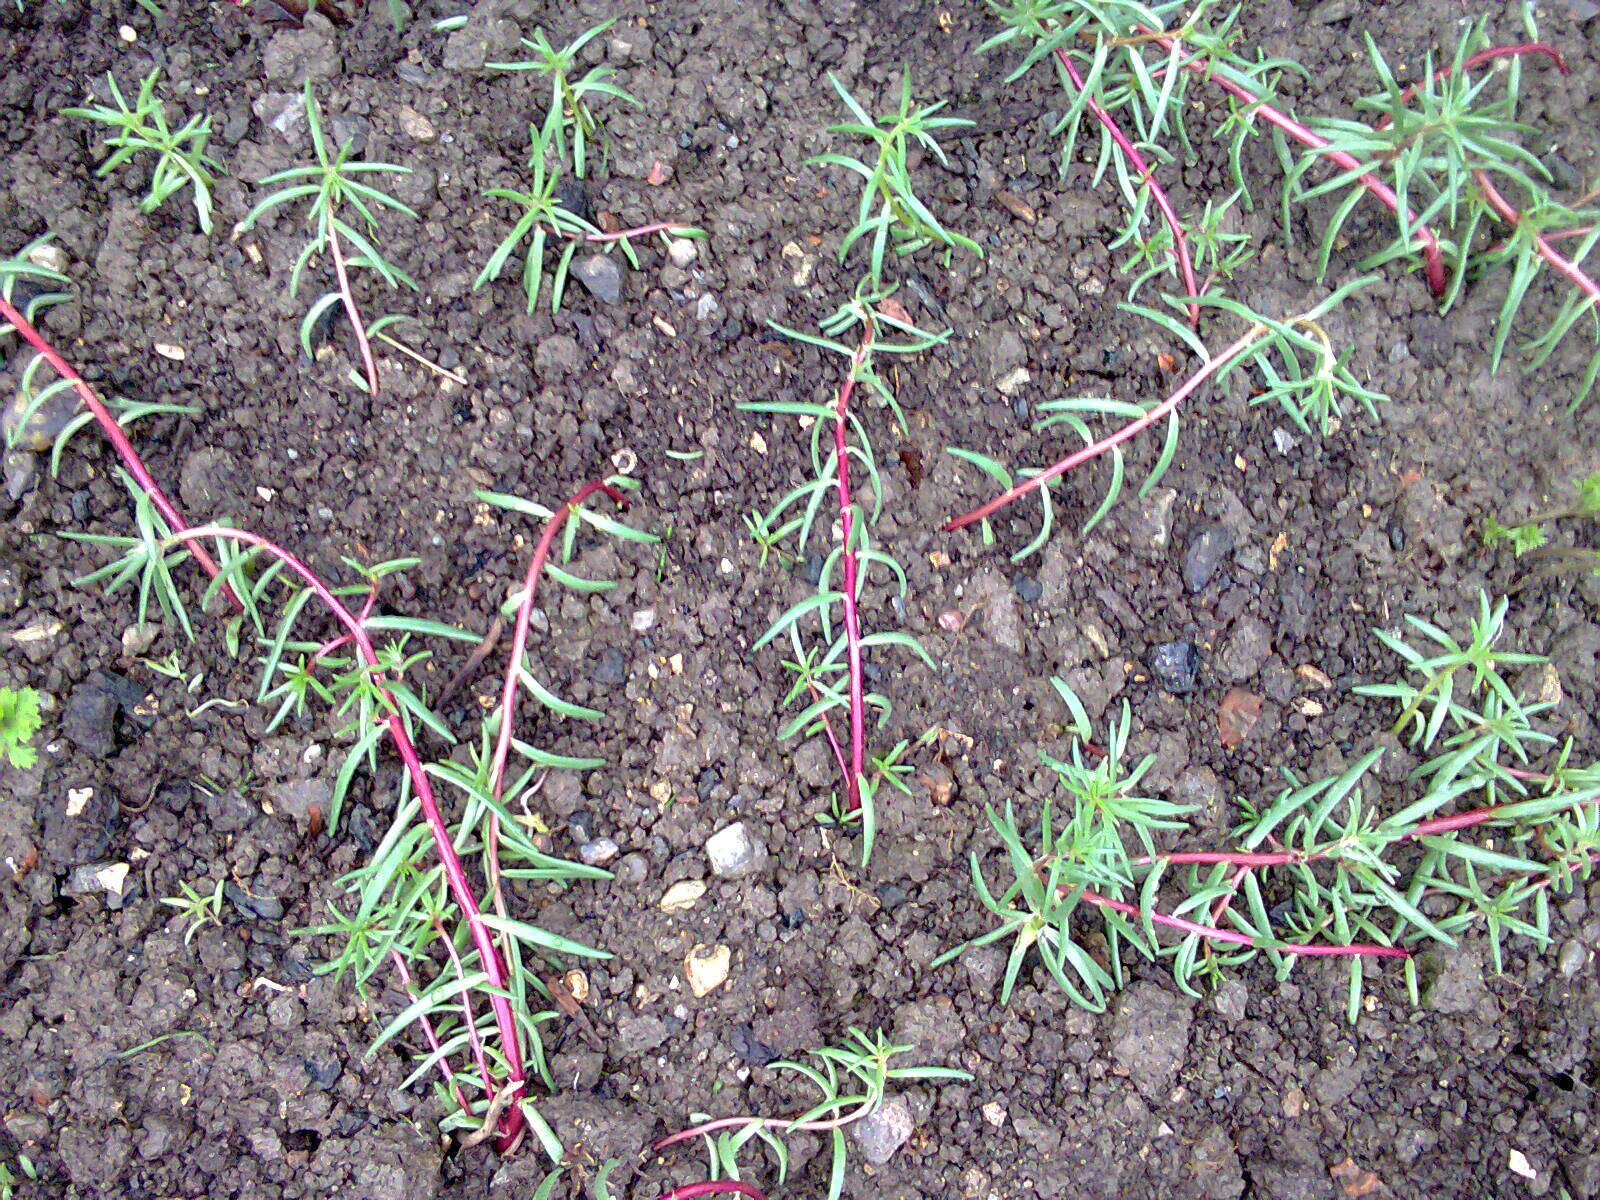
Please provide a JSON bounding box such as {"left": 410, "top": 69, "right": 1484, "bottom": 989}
{"left": 3, "top": 0, "right": 1600, "bottom": 1197}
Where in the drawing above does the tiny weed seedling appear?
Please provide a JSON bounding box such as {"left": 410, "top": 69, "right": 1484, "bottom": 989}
{"left": 939, "top": 596, "right": 1600, "bottom": 1022}
{"left": 487, "top": 17, "right": 639, "bottom": 178}
{"left": 812, "top": 71, "right": 981, "bottom": 289}
{"left": 161, "top": 877, "right": 226, "bottom": 944}
{"left": 0, "top": 686, "right": 43, "bottom": 770}
{"left": 745, "top": 292, "right": 945, "bottom": 862}
{"left": 1483, "top": 470, "right": 1600, "bottom": 583}
{"left": 63, "top": 69, "right": 222, "bottom": 233}
{"left": 944, "top": 279, "right": 1382, "bottom": 555}
{"left": 240, "top": 84, "right": 418, "bottom": 396}
{"left": 477, "top": 116, "right": 703, "bottom": 313}
{"left": 653, "top": 1028, "right": 970, "bottom": 1200}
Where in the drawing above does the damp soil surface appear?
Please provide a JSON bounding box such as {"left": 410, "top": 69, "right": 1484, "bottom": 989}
{"left": 4, "top": 0, "right": 1600, "bottom": 1197}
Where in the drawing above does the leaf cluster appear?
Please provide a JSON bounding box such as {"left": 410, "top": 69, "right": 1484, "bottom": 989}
{"left": 939, "top": 595, "right": 1600, "bottom": 1022}
{"left": 813, "top": 71, "right": 981, "bottom": 288}
{"left": 63, "top": 70, "right": 222, "bottom": 233}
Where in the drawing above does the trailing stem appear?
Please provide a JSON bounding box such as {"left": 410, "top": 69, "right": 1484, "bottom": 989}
{"left": 167, "top": 524, "right": 530, "bottom": 1151}
{"left": 943, "top": 320, "right": 1266, "bottom": 532}
{"left": 651, "top": 1184, "right": 770, "bottom": 1200}
{"left": 1145, "top": 28, "right": 1449, "bottom": 297}
{"left": 835, "top": 327, "right": 874, "bottom": 812}
{"left": 0, "top": 293, "right": 231, "bottom": 596}
{"left": 326, "top": 221, "right": 379, "bottom": 397}
{"left": 1052, "top": 46, "right": 1201, "bottom": 327}
{"left": 1476, "top": 171, "right": 1600, "bottom": 311}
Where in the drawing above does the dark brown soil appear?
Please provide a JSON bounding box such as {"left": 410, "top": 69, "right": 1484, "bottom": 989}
{"left": 3, "top": 0, "right": 1600, "bottom": 1197}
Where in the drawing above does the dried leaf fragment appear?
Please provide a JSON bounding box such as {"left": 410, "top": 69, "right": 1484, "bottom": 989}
{"left": 1218, "top": 688, "right": 1262, "bottom": 749}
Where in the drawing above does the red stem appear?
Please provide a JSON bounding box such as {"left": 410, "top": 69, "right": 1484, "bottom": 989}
{"left": 166, "top": 524, "right": 529, "bottom": 1151}
{"left": 389, "top": 948, "right": 476, "bottom": 1115}
{"left": 0, "top": 294, "right": 230, "bottom": 594}
{"left": 1147, "top": 30, "right": 1448, "bottom": 297}
{"left": 487, "top": 479, "right": 626, "bottom": 803}
{"left": 835, "top": 328, "right": 874, "bottom": 812}
{"left": 578, "top": 221, "right": 697, "bottom": 244}
{"left": 1475, "top": 170, "right": 1600, "bottom": 311}
{"left": 328, "top": 222, "right": 380, "bottom": 397}
{"left": 1078, "top": 888, "right": 1409, "bottom": 958}
{"left": 1053, "top": 46, "right": 1201, "bottom": 327}
{"left": 942, "top": 321, "right": 1266, "bottom": 532}
{"left": 651, "top": 1185, "right": 770, "bottom": 1200}
{"left": 654, "top": 1094, "right": 875, "bottom": 1153}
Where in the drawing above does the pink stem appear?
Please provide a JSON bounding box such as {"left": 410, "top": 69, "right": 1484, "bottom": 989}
{"left": 1475, "top": 170, "right": 1600, "bottom": 311}
{"left": 487, "top": 479, "right": 626, "bottom": 803}
{"left": 835, "top": 328, "right": 874, "bottom": 812}
{"left": 943, "top": 321, "right": 1265, "bottom": 532}
{"left": 389, "top": 948, "right": 477, "bottom": 1115}
{"left": 328, "top": 222, "right": 380, "bottom": 397}
{"left": 654, "top": 1095, "right": 875, "bottom": 1153}
{"left": 1078, "top": 888, "right": 1409, "bottom": 958}
{"left": 1147, "top": 30, "right": 1448, "bottom": 297}
{"left": 651, "top": 1185, "right": 769, "bottom": 1200}
{"left": 431, "top": 911, "right": 497, "bottom": 1102}
{"left": 0, "top": 294, "right": 231, "bottom": 597}
{"left": 1053, "top": 46, "right": 1201, "bottom": 327}
{"left": 165, "top": 524, "right": 528, "bottom": 1152}
{"left": 578, "top": 221, "right": 697, "bottom": 244}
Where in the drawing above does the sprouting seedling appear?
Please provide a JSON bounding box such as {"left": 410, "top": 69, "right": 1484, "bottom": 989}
{"left": 487, "top": 17, "right": 640, "bottom": 177}
{"left": 477, "top": 115, "right": 704, "bottom": 313}
{"left": 943, "top": 278, "right": 1380, "bottom": 557}
{"left": 652, "top": 1028, "right": 970, "bottom": 1200}
{"left": 161, "top": 877, "right": 226, "bottom": 943}
{"left": 0, "top": 686, "right": 42, "bottom": 770}
{"left": 63, "top": 70, "right": 222, "bottom": 233}
{"left": 743, "top": 290, "right": 943, "bottom": 862}
{"left": 1482, "top": 471, "right": 1600, "bottom": 583}
{"left": 240, "top": 84, "right": 418, "bottom": 396}
{"left": 812, "top": 70, "right": 982, "bottom": 288}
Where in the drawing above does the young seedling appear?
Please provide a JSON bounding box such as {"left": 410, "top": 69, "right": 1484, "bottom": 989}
{"left": 1483, "top": 471, "right": 1600, "bottom": 582}
{"left": 0, "top": 686, "right": 42, "bottom": 769}
{"left": 160, "top": 877, "right": 226, "bottom": 943}
{"left": 240, "top": 84, "right": 418, "bottom": 396}
{"left": 486, "top": 17, "right": 639, "bottom": 177}
{"left": 476, "top": 115, "right": 703, "bottom": 313}
{"left": 943, "top": 278, "right": 1381, "bottom": 554}
{"left": 63, "top": 69, "right": 222, "bottom": 233}
{"left": 652, "top": 1028, "right": 969, "bottom": 1200}
{"left": 812, "top": 71, "right": 981, "bottom": 289}
{"left": 939, "top": 600, "right": 1600, "bottom": 1022}
{"left": 744, "top": 291, "right": 943, "bottom": 861}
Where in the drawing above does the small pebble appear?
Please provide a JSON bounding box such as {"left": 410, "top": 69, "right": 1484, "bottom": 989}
{"left": 1149, "top": 641, "right": 1199, "bottom": 695}
{"left": 1014, "top": 576, "right": 1042, "bottom": 604}
{"left": 572, "top": 253, "right": 622, "bottom": 304}
{"left": 852, "top": 1098, "right": 914, "bottom": 1164}
{"left": 705, "top": 822, "right": 764, "bottom": 878}
{"left": 631, "top": 608, "right": 657, "bottom": 632}
{"left": 1183, "top": 525, "right": 1235, "bottom": 594}
{"left": 1558, "top": 938, "right": 1587, "bottom": 977}
{"left": 667, "top": 238, "right": 698, "bottom": 267}
{"left": 579, "top": 838, "right": 619, "bottom": 867}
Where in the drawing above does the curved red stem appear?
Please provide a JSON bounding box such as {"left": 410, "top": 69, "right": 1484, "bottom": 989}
{"left": 0, "top": 294, "right": 231, "bottom": 597}
{"left": 328, "top": 222, "right": 380, "bottom": 396}
{"left": 651, "top": 1184, "right": 769, "bottom": 1200}
{"left": 1475, "top": 171, "right": 1600, "bottom": 311}
{"left": 1078, "top": 888, "right": 1409, "bottom": 958}
{"left": 1376, "top": 43, "right": 1569, "bottom": 128}
{"left": 1146, "top": 30, "right": 1448, "bottom": 298}
{"left": 942, "top": 321, "right": 1265, "bottom": 532}
{"left": 1053, "top": 46, "right": 1201, "bottom": 327}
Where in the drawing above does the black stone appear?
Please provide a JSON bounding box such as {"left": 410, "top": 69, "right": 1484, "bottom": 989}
{"left": 1149, "top": 641, "right": 1199, "bottom": 695}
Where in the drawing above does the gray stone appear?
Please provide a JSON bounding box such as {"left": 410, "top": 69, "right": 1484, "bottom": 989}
{"left": 1149, "top": 641, "right": 1198, "bottom": 695}
{"left": 1218, "top": 616, "right": 1272, "bottom": 682}
{"left": 616, "top": 1014, "right": 668, "bottom": 1054}
{"left": 535, "top": 334, "right": 582, "bottom": 374}
{"left": 1110, "top": 983, "right": 1193, "bottom": 1099}
{"left": 1183, "top": 525, "right": 1235, "bottom": 593}
{"left": 573, "top": 253, "right": 623, "bottom": 304}
{"left": 667, "top": 238, "right": 698, "bottom": 267}
{"left": 1419, "top": 943, "right": 1489, "bottom": 1015}
{"left": 64, "top": 675, "right": 119, "bottom": 758}
{"left": 613, "top": 853, "right": 648, "bottom": 886}
{"left": 1211, "top": 979, "right": 1247, "bottom": 1021}
{"left": 850, "top": 1096, "right": 913, "bottom": 1164}
{"left": 263, "top": 28, "right": 341, "bottom": 83}
{"left": 1116, "top": 487, "right": 1177, "bottom": 559}
{"left": 891, "top": 995, "right": 964, "bottom": 1054}
{"left": 706, "top": 821, "right": 764, "bottom": 878}
{"left": 579, "top": 838, "right": 619, "bottom": 867}
{"left": 1559, "top": 938, "right": 1588, "bottom": 977}
{"left": 978, "top": 328, "right": 1026, "bottom": 383}
{"left": 695, "top": 294, "right": 721, "bottom": 322}
{"left": 251, "top": 91, "right": 307, "bottom": 137}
